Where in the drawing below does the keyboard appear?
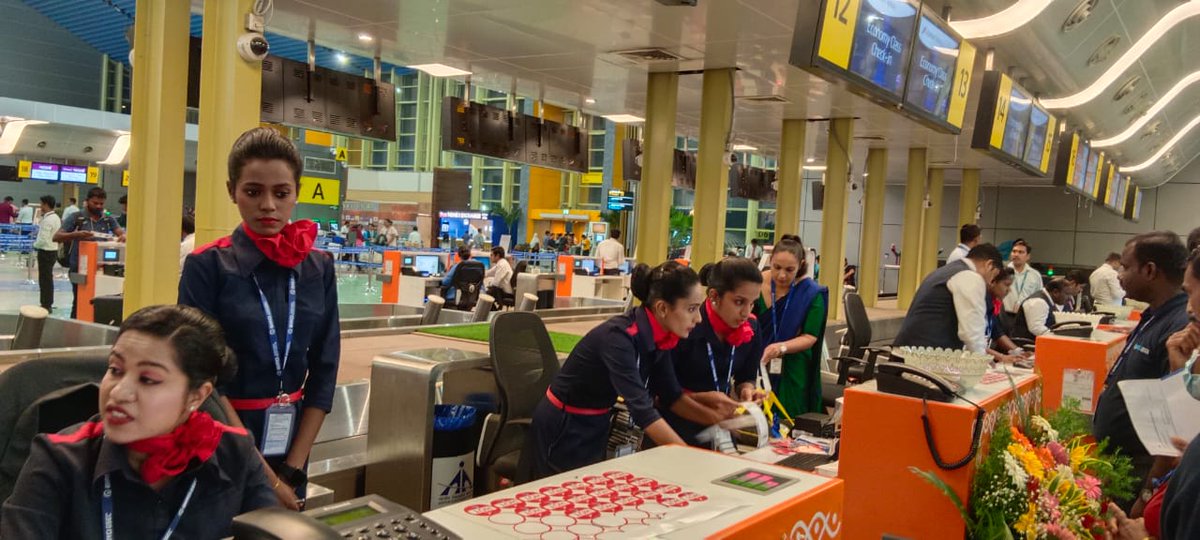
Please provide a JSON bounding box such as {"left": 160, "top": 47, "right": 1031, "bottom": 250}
{"left": 776, "top": 452, "right": 833, "bottom": 472}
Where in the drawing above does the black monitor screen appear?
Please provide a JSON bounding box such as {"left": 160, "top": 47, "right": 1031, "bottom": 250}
{"left": 1001, "top": 87, "right": 1032, "bottom": 158}
{"left": 904, "top": 15, "right": 958, "bottom": 119}
{"left": 1023, "top": 106, "right": 1050, "bottom": 169}
{"left": 1083, "top": 150, "right": 1100, "bottom": 197}
{"left": 473, "top": 256, "right": 491, "bottom": 270}
{"left": 1071, "top": 143, "right": 1090, "bottom": 191}
{"left": 847, "top": 0, "right": 920, "bottom": 98}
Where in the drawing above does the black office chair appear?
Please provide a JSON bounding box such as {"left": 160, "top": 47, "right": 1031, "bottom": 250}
{"left": 479, "top": 312, "right": 561, "bottom": 491}
{"left": 830, "top": 292, "right": 888, "bottom": 385}
{"left": 446, "top": 260, "right": 486, "bottom": 310}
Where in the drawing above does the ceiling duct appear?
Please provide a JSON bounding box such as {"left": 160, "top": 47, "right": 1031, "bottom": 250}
{"left": 1087, "top": 35, "right": 1123, "bottom": 67}
{"left": 1112, "top": 76, "right": 1141, "bottom": 102}
{"left": 610, "top": 47, "right": 685, "bottom": 63}
{"left": 736, "top": 94, "right": 789, "bottom": 104}
{"left": 1062, "top": 0, "right": 1100, "bottom": 33}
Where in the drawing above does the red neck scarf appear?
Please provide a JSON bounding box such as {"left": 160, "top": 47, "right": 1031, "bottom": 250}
{"left": 706, "top": 299, "right": 754, "bottom": 347}
{"left": 126, "top": 411, "right": 236, "bottom": 484}
{"left": 644, "top": 307, "right": 680, "bottom": 350}
{"left": 242, "top": 220, "right": 317, "bottom": 268}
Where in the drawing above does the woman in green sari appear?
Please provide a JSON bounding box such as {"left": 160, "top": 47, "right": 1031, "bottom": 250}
{"left": 754, "top": 235, "right": 829, "bottom": 417}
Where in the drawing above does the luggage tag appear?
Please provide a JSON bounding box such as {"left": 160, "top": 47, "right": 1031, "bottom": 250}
{"left": 261, "top": 392, "right": 296, "bottom": 457}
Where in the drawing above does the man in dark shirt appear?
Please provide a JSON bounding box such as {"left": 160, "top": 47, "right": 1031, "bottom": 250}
{"left": 0, "top": 196, "right": 16, "bottom": 224}
{"left": 52, "top": 187, "right": 124, "bottom": 319}
{"left": 1093, "top": 231, "right": 1190, "bottom": 510}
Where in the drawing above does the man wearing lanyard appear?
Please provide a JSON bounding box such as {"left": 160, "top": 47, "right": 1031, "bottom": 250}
{"left": 1002, "top": 239, "right": 1042, "bottom": 317}
{"left": 1093, "top": 231, "right": 1190, "bottom": 511}
{"left": 947, "top": 224, "right": 982, "bottom": 264}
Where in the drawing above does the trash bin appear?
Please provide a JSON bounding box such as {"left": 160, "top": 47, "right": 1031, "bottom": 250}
{"left": 91, "top": 294, "right": 124, "bottom": 327}
{"left": 430, "top": 404, "right": 478, "bottom": 510}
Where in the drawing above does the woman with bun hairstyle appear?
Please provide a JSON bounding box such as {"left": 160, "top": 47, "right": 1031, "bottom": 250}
{"left": 2, "top": 305, "right": 277, "bottom": 539}
{"left": 525, "top": 261, "right": 733, "bottom": 479}
{"left": 179, "top": 127, "right": 339, "bottom": 508}
{"left": 657, "top": 258, "right": 767, "bottom": 447}
{"left": 755, "top": 235, "right": 829, "bottom": 417}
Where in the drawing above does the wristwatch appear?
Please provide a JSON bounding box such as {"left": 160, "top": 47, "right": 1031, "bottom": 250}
{"left": 1140, "top": 487, "right": 1154, "bottom": 503}
{"left": 779, "top": 344, "right": 788, "bottom": 355}
{"left": 275, "top": 462, "right": 307, "bottom": 487}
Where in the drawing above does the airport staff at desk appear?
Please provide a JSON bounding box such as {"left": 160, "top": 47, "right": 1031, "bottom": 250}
{"left": 659, "top": 258, "right": 766, "bottom": 447}
{"left": 893, "top": 244, "right": 1003, "bottom": 354}
{"left": 1, "top": 305, "right": 277, "bottom": 539}
{"left": 524, "top": 262, "right": 738, "bottom": 480}
{"left": 754, "top": 235, "right": 828, "bottom": 417}
{"left": 180, "top": 128, "right": 340, "bottom": 510}
{"left": 1003, "top": 239, "right": 1042, "bottom": 317}
{"left": 1011, "top": 277, "right": 1069, "bottom": 340}
{"left": 985, "top": 268, "right": 1032, "bottom": 364}
{"left": 440, "top": 245, "right": 483, "bottom": 303}
{"left": 1091, "top": 252, "right": 1126, "bottom": 307}
{"left": 1093, "top": 231, "right": 1191, "bottom": 509}
{"left": 947, "top": 223, "right": 982, "bottom": 264}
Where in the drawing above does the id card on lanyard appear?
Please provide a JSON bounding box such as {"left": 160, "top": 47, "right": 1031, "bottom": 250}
{"left": 769, "top": 281, "right": 792, "bottom": 376}
{"left": 1107, "top": 314, "right": 1156, "bottom": 384}
{"left": 615, "top": 351, "right": 650, "bottom": 457}
{"left": 102, "top": 474, "right": 197, "bottom": 540}
{"left": 707, "top": 342, "right": 736, "bottom": 394}
{"left": 253, "top": 273, "right": 297, "bottom": 457}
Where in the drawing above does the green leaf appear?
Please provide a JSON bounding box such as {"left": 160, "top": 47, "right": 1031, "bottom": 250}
{"left": 910, "top": 467, "right": 973, "bottom": 528}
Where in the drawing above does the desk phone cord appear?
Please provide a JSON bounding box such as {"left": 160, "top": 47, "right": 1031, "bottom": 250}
{"left": 921, "top": 395, "right": 986, "bottom": 470}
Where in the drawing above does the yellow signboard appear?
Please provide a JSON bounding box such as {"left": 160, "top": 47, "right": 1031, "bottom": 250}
{"left": 304, "top": 130, "right": 333, "bottom": 147}
{"left": 122, "top": 169, "right": 129, "bottom": 187}
{"left": 1065, "top": 133, "right": 1080, "bottom": 188}
{"left": 816, "top": 0, "right": 861, "bottom": 70}
{"left": 989, "top": 74, "right": 1013, "bottom": 150}
{"left": 1040, "top": 116, "right": 1057, "bottom": 174}
{"left": 1092, "top": 152, "right": 1106, "bottom": 198}
{"left": 298, "top": 176, "right": 341, "bottom": 205}
{"left": 86, "top": 166, "right": 100, "bottom": 184}
{"left": 581, "top": 172, "right": 603, "bottom": 185}
{"left": 947, "top": 41, "right": 976, "bottom": 129}
{"left": 334, "top": 147, "right": 348, "bottom": 162}
{"left": 17, "top": 160, "right": 31, "bottom": 178}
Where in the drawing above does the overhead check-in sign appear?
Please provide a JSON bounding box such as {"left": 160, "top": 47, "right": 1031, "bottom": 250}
{"left": 298, "top": 176, "right": 341, "bottom": 206}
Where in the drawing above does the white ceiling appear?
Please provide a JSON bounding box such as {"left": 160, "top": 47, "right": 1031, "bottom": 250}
{"left": 255, "top": 0, "right": 1196, "bottom": 188}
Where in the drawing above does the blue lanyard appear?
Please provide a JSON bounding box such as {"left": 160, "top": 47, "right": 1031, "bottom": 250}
{"left": 706, "top": 342, "right": 736, "bottom": 394}
{"left": 770, "top": 280, "right": 793, "bottom": 342}
{"left": 1108, "top": 314, "right": 1157, "bottom": 382}
{"left": 252, "top": 273, "right": 297, "bottom": 393}
{"left": 634, "top": 351, "right": 648, "bottom": 389}
{"left": 102, "top": 474, "right": 197, "bottom": 540}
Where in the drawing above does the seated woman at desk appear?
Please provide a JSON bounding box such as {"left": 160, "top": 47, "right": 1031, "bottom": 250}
{"left": 1, "top": 305, "right": 276, "bottom": 538}
{"left": 659, "top": 258, "right": 767, "bottom": 447}
{"left": 525, "top": 261, "right": 739, "bottom": 479}
{"left": 984, "top": 267, "right": 1031, "bottom": 364}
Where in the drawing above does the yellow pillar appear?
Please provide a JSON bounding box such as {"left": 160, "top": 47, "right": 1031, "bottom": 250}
{"left": 858, "top": 147, "right": 887, "bottom": 307}
{"left": 819, "top": 118, "right": 853, "bottom": 321}
{"left": 633, "top": 72, "right": 678, "bottom": 264}
{"left": 123, "top": 0, "right": 188, "bottom": 317}
{"left": 691, "top": 69, "right": 734, "bottom": 267}
{"left": 920, "top": 168, "right": 945, "bottom": 279}
{"left": 775, "top": 119, "right": 806, "bottom": 237}
{"left": 194, "top": 0, "right": 262, "bottom": 245}
{"left": 958, "top": 168, "right": 981, "bottom": 228}
{"left": 897, "top": 148, "right": 927, "bottom": 310}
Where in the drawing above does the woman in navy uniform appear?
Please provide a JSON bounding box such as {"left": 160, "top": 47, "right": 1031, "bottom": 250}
{"left": 525, "top": 261, "right": 738, "bottom": 480}
{"left": 659, "top": 258, "right": 767, "bottom": 447}
{"left": 179, "top": 127, "right": 339, "bottom": 509}
{"left": 1, "top": 305, "right": 277, "bottom": 539}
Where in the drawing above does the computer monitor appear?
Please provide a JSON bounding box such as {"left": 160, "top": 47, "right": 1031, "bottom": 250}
{"left": 472, "top": 255, "right": 491, "bottom": 270}
{"left": 414, "top": 255, "right": 440, "bottom": 276}
{"left": 573, "top": 260, "right": 582, "bottom": 268}
{"left": 402, "top": 256, "right": 414, "bottom": 266}
{"left": 328, "top": 220, "right": 340, "bottom": 232}
{"left": 620, "top": 260, "right": 633, "bottom": 274}
{"left": 580, "top": 259, "right": 596, "bottom": 275}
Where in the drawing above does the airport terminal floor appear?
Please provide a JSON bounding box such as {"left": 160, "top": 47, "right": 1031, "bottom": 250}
{"left": 5, "top": 0, "right": 1200, "bottom": 539}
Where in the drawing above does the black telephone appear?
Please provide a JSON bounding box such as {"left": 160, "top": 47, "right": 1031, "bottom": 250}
{"left": 1050, "top": 321, "right": 1092, "bottom": 338}
{"left": 875, "top": 363, "right": 958, "bottom": 402}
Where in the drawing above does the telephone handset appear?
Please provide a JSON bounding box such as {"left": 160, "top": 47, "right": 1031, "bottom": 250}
{"left": 875, "top": 362, "right": 985, "bottom": 471}
{"left": 1050, "top": 321, "right": 1093, "bottom": 338}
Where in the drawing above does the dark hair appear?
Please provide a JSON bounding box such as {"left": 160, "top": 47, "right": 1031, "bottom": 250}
{"left": 227, "top": 127, "right": 302, "bottom": 188}
{"left": 630, "top": 261, "right": 700, "bottom": 306}
{"left": 491, "top": 246, "right": 505, "bottom": 258}
{"left": 1106, "top": 252, "right": 1122, "bottom": 263}
{"left": 457, "top": 245, "right": 473, "bottom": 260}
{"left": 117, "top": 305, "right": 237, "bottom": 389}
{"left": 86, "top": 187, "right": 106, "bottom": 201}
{"left": 1012, "top": 238, "right": 1031, "bottom": 254}
{"left": 2, "top": 197, "right": 11, "bottom": 202}
{"left": 118, "top": 195, "right": 127, "bottom": 205}
{"left": 1127, "top": 231, "right": 1188, "bottom": 284}
{"left": 69, "top": 198, "right": 76, "bottom": 204}
{"left": 1045, "top": 278, "right": 1067, "bottom": 293}
{"left": 1190, "top": 254, "right": 1200, "bottom": 281}
{"left": 994, "top": 267, "right": 1016, "bottom": 283}
{"left": 1187, "top": 227, "right": 1200, "bottom": 255}
{"left": 702, "top": 257, "right": 763, "bottom": 295}
{"left": 967, "top": 243, "right": 1003, "bottom": 269}
{"left": 750, "top": 239, "right": 758, "bottom": 245}
{"left": 770, "top": 235, "right": 808, "bottom": 275}
{"left": 960, "top": 224, "right": 982, "bottom": 244}
{"left": 39, "top": 195, "right": 55, "bottom": 209}
{"left": 20, "top": 199, "right": 27, "bottom": 205}
{"left": 610, "top": 229, "right": 621, "bottom": 241}
{"left": 1066, "top": 269, "right": 1088, "bottom": 284}
{"left": 181, "top": 214, "right": 195, "bottom": 235}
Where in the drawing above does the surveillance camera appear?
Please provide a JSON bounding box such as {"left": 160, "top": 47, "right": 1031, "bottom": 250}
{"left": 236, "top": 33, "right": 270, "bottom": 62}
{"left": 722, "top": 152, "right": 735, "bottom": 166}
{"left": 850, "top": 181, "right": 860, "bottom": 191}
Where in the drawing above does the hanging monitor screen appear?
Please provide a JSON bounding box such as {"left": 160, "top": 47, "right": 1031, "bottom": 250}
{"left": 1022, "top": 106, "right": 1051, "bottom": 171}
{"left": 901, "top": 10, "right": 974, "bottom": 132}
{"left": 28, "top": 162, "right": 60, "bottom": 181}
{"left": 972, "top": 71, "right": 1056, "bottom": 177}
{"left": 1083, "top": 149, "right": 1102, "bottom": 199}
{"left": 847, "top": 0, "right": 920, "bottom": 97}
{"left": 59, "top": 165, "right": 88, "bottom": 183}
{"left": 1001, "top": 87, "right": 1032, "bottom": 158}
{"left": 1104, "top": 170, "right": 1126, "bottom": 212}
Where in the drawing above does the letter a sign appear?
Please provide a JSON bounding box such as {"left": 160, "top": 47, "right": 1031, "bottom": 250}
{"left": 298, "top": 176, "right": 341, "bottom": 205}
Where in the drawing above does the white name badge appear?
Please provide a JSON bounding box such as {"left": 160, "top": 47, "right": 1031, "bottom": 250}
{"left": 769, "top": 357, "right": 783, "bottom": 375}
{"left": 261, "top": 403, "right": 296, "bottom": 457}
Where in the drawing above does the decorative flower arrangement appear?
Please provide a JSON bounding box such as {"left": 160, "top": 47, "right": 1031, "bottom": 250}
{"left": 914, "top": 399, "right": 1135, "bottom": 539}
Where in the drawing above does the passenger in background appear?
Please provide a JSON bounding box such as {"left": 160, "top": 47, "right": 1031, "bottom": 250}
{"left": 33, "top": 195, "right": 60, "bottom": 312}
{"left": 1, "top": 305, "right": 276, "bottom": 539}
{"left": 893, "top": 244, "right": 1003, "bottom": 354}
{"left": 16, "top": 198, "right": 34, "bottom": 225}
{"left": 1003, "top": 239, "right": 1042, "bottom": 317}
{"left": 62, "top": 197, "right": 79, "bottom": 224}
{"left": 381, "top": 219, "right": 399, "bottom": 248}
{"left": 1091, "top": 252, "right": 1126, "bottom": 307}
{"left": 483, "top": 246, "right": 513, "bottom": 301}
{"left": 756, "top": 235, "right": 828, "bottom": 417}
{"left": 524, "top": 262, "right": 735, "bottom": 479}
{"left": 580, "top": 234, "right": 592, "bottom": 255}
{"left": 596, "top": 229, "right": 626, "bottom": 275}
{"left": 406, "top": 225, "right": 421, "bottom": 248}
{"left": 748, "top": 238, "right": 764, "bottom": 262}
{"left": 658, "top": 258, "right": 766, "bottom": 447}
{"left": 1093, "top": 231, "right": 1190, "bottom": 510}
{"left": 1065, "top": 269, "right": 1093, "bottom": 312}
{"left": 984, "top": 268, "right": 1030, "bottom": 364}
{"left": 440, "top": 244, "right": 479, "bottom": 303}
{"left": 54, "top": 187, "right": 125, "bottom": 319}
{"left": 116, "top": 195, "right": 128, "bottom": 229}
{"left": 947, "top": 224, "right": 983, "bottom": 264}
{"left": 179, "top": 127, "right": 340, "bottom": 510}
{"left": 0, "top": 196, "right": 17, "bottom": 224}
{"left": 1012, "top": 277, "right": 1069, "bottom": 340}
{"left": 529, "top": 231, "right": 541, "bottom": 252}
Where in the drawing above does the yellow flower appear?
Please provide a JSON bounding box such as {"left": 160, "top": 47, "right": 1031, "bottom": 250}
{"left": 1069, "top": 445, "right": 1088, "bottom": 470}
{"left": 1009, "top": 443, "right": 1045, "bottom": 480}
{"left": 1014, "top": 502, "right": 1039, "bottom": 540}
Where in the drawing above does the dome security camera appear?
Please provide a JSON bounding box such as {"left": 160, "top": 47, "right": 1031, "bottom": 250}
{"left": 236, "top": 33, "right": 270, "bottom": 62}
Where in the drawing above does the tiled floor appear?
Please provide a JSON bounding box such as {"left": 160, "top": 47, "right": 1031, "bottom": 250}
{"left": 0, "top": 254, "right": 73, "bottom": 315}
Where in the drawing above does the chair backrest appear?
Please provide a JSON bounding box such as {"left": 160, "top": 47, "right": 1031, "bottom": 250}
{"left": 452, "top": 260, "right": 486, "bottom": 308}
{"left": 511, "top": 260, "right": 528, "bottom": 289}
{"left": 843, "top": 291, "right": 872, "bottom": 357}
{"left": 486, "top": 312, "right": 560, "bottom": 462}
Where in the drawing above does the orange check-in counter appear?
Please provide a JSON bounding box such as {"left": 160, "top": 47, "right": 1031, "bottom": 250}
{"left": 1034, "top": 329, "right": 1127, "bottom": 413}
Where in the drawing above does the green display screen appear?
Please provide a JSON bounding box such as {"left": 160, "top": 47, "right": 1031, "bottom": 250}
{"left": 318, "top": 505, "right": 380, "bottom": 526}
{"left": 714, "top": 468, "right": 797, "bottom": 495}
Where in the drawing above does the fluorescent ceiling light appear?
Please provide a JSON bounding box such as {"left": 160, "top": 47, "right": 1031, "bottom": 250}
{"left": 336, "top": 53, "right": 349, "bottom": 65}
{"left": 1120, "top": 114, "right": 1200, "bottom": 173}
{"left": 1092, "top": 69, "right": 1200, "bottom": 148}
{"left": 0, "top": 119, "right": 47, "bottom": 154}
{"left": 584, "top": 97, "right": 596, "bottom": 105}
{"left": 731, "top": 144, "right": 757, "bottom": 151}
{"left": 357, "top": 33, "right": 374, "bottom": 43}
{"left": 99, "top": 133, "right": 130, "bottom": 165}
{"left": 602, "top": 114, "right": 645, "bottom": 123}
{"left": 409, "top": 63, "right": 472, "bottom": 77}
{"left": 949, "top": 0, "right": 1053, "bottom": 39}
{"left": 803, "top": 165, "right": 827, "bottom": 171}
{"left": 1042, "top": 2, "right": 1200, "bottom": 110}
{"left": 805, "top": 157, "right": 815, "bottom": 163}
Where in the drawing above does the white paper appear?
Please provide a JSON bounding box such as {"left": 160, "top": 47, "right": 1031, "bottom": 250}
{"left": 1119, "top": 371, "right": 1200, "bottom": 457}
{"left": 1062, "top": 369, "right": 1096, "bottom": 413}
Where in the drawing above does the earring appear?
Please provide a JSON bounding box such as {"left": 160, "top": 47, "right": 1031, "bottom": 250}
{"left": 188, "top": 405, "right": 196, "bottom": 412}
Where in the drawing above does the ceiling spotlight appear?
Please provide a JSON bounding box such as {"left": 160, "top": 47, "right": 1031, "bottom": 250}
{"left": 336, "top": 53, "right": 349, "bottom": 65}
{"left": 408, "top": 63, "right": 472, "bottom": 77}
{"left": 731, "top": 144, "right": 757, "bottom": 151}
{"left": 806, "top": 157, "right": 815, "bottom": 163}
{"left": 357, "top": 33, "right": 374, "bottom": 43}
{"left": 601, "top": 114, "right": 645, "bottom": 123}
{"left": 584, "top": 97, "right": 596, "bottom": 105}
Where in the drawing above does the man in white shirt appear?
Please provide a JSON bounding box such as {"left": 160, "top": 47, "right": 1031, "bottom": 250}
{"left": 179, "top": 214, "right": 195, "bottom": 271}
{"left": 484, "top": 246, "right": 514, "bottom": 297}
{"left": 947, "top": 223, "right": 982, "bottom": 264}
{"left": 1013, "top": 278, "right": 1069, "bottom": 340}
{"left": 33, "top": 196, "right": 61, "bottom": 311}
{"left": 1003, "top": 239, "right": 1043, "bottom": 315}
{"left": 1090, "top": 252, "right": 1125, "bottom": 307}
{"left": 406, "top": 225, "right": 421, "bottom": 248}
{"left": 16, "top": 199, "right": 34, "bottom": 225}
{"left": 595, "top": 229, "right": 626, "bottom": 276}
{"left": 893, "top": 244, "right": 1003, "bottom": 354}
{"left": 62, "top": 198, "right": 79, "bottom": 224}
